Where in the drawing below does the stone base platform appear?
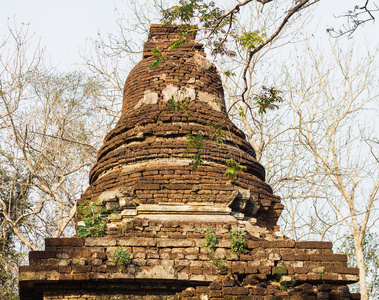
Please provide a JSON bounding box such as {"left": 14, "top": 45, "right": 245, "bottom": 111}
{"left": 19, "top": 218, "right": 360, "bottom": 299}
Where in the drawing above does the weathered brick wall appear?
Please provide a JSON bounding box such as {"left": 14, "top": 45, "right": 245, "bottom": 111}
{"left": 178, "top": 279, "right": 360, "bottom": 299}
{"left": 20, "top": 219, "right": 359, "bottom": 299}
{"left": 44, "top": 289, "right": 177, "bottom": 300}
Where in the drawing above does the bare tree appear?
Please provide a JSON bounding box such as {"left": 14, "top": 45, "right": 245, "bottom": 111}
{"left": 0, "top": 23, "right": 105, "bottom": 252}
{"left": 328, "top": 0, "right": 379, "bottom": 37}
{"left": 283, "top": 41, "right": 379, "bottom": 299}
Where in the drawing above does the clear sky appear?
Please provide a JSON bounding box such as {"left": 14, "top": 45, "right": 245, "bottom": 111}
{"left": 1, "top": 0, "right": 378, "bottom": 70}
{"left": 0, "top": 0, "right": 121, "bottom": 69}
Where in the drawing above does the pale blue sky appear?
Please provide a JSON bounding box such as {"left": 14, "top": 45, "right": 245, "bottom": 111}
{"left": 1, "top": 0, "right": 378, "bottom": 70}
{"left": 1, "top": 0, "right": 121, "bottom": 69}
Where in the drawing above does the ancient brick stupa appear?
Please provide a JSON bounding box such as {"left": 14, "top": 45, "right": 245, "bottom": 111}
{"left": 19, "top": 25, "right": 360, "bottom": 299}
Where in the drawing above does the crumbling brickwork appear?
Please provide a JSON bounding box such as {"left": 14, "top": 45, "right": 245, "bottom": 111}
{"left": 80, "top": 24, "right": 282, "bottom": 231}
{"left": 19, "top": 24, "right": 360, "bottom": 299}
{"left": 20, "top": 219, "right": 359, "bottom": 299}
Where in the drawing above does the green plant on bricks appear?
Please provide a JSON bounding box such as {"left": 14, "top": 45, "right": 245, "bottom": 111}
{"left": 274, "top": 265, "right": 297, "bottom": 291}
{"left": 229, "top": 229, "right": 246, "bottom": 254}
{"left": 113, "top": 246, "right": 132, "bottom": 272}
{"left": 203, "top": 227, "right": 229, "bottom": 274}
{"left": 274, "top": 265, "right": 287, "bottom": 281}
{"left": 77, "top": 200, "right": 107, "bottom": 237}
{"left": 313, "top": 266, "right": 326, "bottom": 283}
{"left": 204, "top": 227, "right": 217, "bottom": 250}
{"left": 225, "top": 159, "right": 246, "bottom": 181}
{"left": 205, "top": 248, "right": 228, "bottom": 274}
{"left": 280, "top": 279, "right": 297, "bottom": 291}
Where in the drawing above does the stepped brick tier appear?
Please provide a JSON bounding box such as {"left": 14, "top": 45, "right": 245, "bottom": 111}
{"left": 19, "top": 25, "right": 360, "bottom": 299}
{"left": 20, "top": 219, "right": 360, "bottom": 299}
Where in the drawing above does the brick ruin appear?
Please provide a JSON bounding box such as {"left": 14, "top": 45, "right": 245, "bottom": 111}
{"left": 19, "top": 25, "right": 360, "bottom": 299}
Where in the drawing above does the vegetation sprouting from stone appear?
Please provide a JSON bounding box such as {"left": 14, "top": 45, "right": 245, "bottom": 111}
{"left": 225, "top": 159, "right": 247, "bottom": 181}
{"left": 204, "top": 227, "right": 217, "bottom": 250}
{"left": 77, "top": 200, "right": 107, "bottom": 238}
{"left": 118, "top": 222, "right": 135, "bottom": 234}
{"left": 274, "top": 265, "right": 287, "bottom": 282}
{"left": 204, "top": 248, "right": 228, "bottom": 274}
{"left": 280, "top": 279, "right": 297, "bottom": 291}
{"left": 274, "top": 265, "right": 297, "bottom": 291}
{"left": 167, "top": 99, "right": 246, "bottom": 178}
{"left": 313, "top": 266, "right": 326, "bottom": 283}
{"left": 203, "top": 227, "right": 228, "bottom": 274}
{"left": 167, "top": 95, "right": 191, "bottom": 116}
{"left": 229, "top": 230, "right": 246, "bottom": 254}
{"left": 113, "top": 246, "right": 132, "bottom": 272}
{"left": 208, "top": 122, "right": 227, "bottom": 146}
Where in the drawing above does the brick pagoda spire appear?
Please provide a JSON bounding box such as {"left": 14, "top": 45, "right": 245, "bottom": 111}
{"left": 80, "top": 24, "right": 282, "bottom": 231}
{"left": 19, "top": 25, "right": 360, "bottom": 300}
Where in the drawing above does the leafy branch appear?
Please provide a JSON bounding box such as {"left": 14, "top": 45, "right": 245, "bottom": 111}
{"left": 254, "top": 86, "right": 283, "bottom": 114}
{"left": 149, "top": 46, "right": 165, "bottom": 68}
{"left": 225, "top": 159, "right": 246, "bottom": 181}
{"left": 238, "top": 30, "right": 266, "bottom": 50}
{"left": 208, "top": 122, "right": 228, "bottom": 145}
{"left": 168, "top": 24, "right": 198, "bottom": 51}
{"left": 185, "top": 132, "right": 204, "bottom": 171}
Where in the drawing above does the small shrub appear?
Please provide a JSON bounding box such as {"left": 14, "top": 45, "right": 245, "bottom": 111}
{"left": 274, "top": 265, "right": 287, "bottom": 281}
{"left": 118, "top": 222, "right": 135, "bottom": 234}
{"left": 204, "top": 227, "right": 217, "bottom": 250}
{"left": 203, "top": 227, "right": 229, "bottom": 273}
{"left": 313, "top": 266, "right": 326, "bottom": 283}
{"left": 280, "top": 279, "right": 297, "bottom": 291}
{"left": 274, "top": 265, "right": 297, "bottom": 291}
{"left": 229, "top": 230, "right": 246, "bottom": 254}
{"left": 149, "top": 46, "right": 165, "bottom": 68}
{"left": 77, "top": 200, "right": 106, "bottom": 237}
{"left": 167, "top": 90, "right": 192, "bottom": 117}
{"left": 205, "top": 248, "right": 228, "bottom": 274}
{"left": 113, "top": 246, "right": 132, "bottom": 272}
{"left": 184, "top": 132, "right": 204, "bottom": 171}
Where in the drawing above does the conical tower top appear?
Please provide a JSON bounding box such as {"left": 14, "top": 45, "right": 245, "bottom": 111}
{"left": 79, "top": 24, "right": 283, "bottom": 232}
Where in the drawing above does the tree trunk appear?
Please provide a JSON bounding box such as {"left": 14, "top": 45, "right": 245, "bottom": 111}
{"left": 355, "top": 241, "right": 368, "bottom": 299}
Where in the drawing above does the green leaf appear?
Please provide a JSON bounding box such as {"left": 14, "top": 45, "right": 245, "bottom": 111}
{"left": 225, "top": 159, "right": 246, "bottom": 180}
{"left": 254, "top": 86, "right": 283, "bottom": 115}
{"left": 149, "top": 47, "right": 165, "bottom": 68}
{"left": 185, "top": 132, "right": 204, "bottom": 171}
{"left": 238, "top": 30, "right": 266, "bottom": 50}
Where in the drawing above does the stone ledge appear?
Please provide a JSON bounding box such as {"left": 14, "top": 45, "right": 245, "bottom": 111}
{"left": 136, "top": 204, "right": 232, "bottom": 215}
